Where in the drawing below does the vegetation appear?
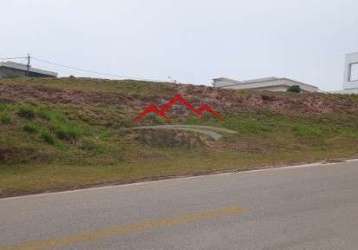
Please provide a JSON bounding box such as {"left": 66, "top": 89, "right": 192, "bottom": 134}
{"left": 0, "top": 78, "right": 357, "bottom": 197}
{"left": 17, "top": 106, "right": 36, "bottom": 119}
{"left": 0, "top": 113, "right": 11, "bottom": 125}
{"left": 40, "top": 131, "right": 55, "bottom": 145}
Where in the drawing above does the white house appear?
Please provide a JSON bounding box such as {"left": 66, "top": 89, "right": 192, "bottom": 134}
{"left": 212, "top": 77, "right": 319, "bottom": 92}
{"left": 343, "top": 52, "right": 358, "bottom": 93}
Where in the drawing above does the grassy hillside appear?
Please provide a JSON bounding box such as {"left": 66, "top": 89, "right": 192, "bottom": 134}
{"left": 1, "top": 78, "right": 358, "bottom": 197}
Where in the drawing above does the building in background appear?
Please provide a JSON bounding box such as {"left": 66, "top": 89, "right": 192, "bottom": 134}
{"left": 212, "top": 77, "right": 319, "bottom": 92}
{"left": 0, "top": 61, "right": 57, "bottom": 79}
{"left": 343, "top": 52, "right": 358, "bottom": 93}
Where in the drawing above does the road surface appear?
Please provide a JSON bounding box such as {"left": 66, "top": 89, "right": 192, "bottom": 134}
{"left": 1, "top": 160, "right": 358, "bottom": 250}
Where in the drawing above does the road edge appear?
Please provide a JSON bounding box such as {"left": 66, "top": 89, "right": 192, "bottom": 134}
{"left": 1, "top": 158, "right": 358, "bottom": 201}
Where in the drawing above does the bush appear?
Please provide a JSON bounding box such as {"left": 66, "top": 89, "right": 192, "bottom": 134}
{"left": 55, "top": 124, "right": 83, "bottom": 141}
{"left": 41, "top": 131, "right": 55, "bottom": 145}
{"left": 37, "top": 109, "right": 64, "bottom": 122}
{"left": 23, "top": 124, "right": 39, "bottom": 134}
{"left": 287, "top": 85, "right": 302, "bottom": 93}
{"left": 0, "top": 114, "right": 11, "bottom": 124}
{"left": 0, "top": 103, "right": 9, "bottom": 112}
{"left": 37, "top": 110, "right": 52, "bottom": 121}
{"left": 17, "top": 107, "right": 35, "bottom": 119}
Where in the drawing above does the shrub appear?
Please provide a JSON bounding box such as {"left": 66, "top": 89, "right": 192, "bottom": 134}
{"left": 37, "top": 109, "right": 64, "bottom": 122}
{"left": 37, "top": 110, "right": 52, "bottom": 121}
{"left": 17, "top": 107, "right": 35, "bottom": 119}
{"left": 55, "top": 124, "right": 83, "bottom": 141}
{"left": 41, "top": 131, "right": 55, "bottom": 145}
{"left": 0, "top": 104, "right": 8, "bottom": 112}
{"left": 287, "top": 85, "right": 302, "bottom": 93}
{"left": 0, "top": 114, "right": 11, "bottom": 124}
{"left": 23, "top": 124, "right": 39, "bottom": 134}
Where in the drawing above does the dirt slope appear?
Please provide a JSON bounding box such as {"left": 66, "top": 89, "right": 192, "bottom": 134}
{"left": 1, "top": 78, "right": 358, "bottom": 197}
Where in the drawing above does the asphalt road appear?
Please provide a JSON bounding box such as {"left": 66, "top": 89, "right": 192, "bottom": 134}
{"left": 1, "top": 160, "right": 358, "bottom": 250}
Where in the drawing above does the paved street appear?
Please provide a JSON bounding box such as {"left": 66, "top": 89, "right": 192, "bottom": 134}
{"left": 1, "top": 160, "right": 358, "bottom": 250}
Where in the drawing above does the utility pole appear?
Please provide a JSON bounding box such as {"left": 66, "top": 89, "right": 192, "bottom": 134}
{"left": 26, "top": 53, "right": 31, "bottom": 77}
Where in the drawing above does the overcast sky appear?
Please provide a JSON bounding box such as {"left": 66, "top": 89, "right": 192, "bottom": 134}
{"left": 1, "top": 0, "right": 358, "bottom": 90}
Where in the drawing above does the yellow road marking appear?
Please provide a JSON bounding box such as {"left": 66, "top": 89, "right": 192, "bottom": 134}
{"left": 1, "top": 205, "right": 244, "bottom": 250}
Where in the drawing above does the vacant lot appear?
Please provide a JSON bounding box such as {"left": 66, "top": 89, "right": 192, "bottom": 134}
{"left": 1, "top": 78, "right": 358, "bottom": 197}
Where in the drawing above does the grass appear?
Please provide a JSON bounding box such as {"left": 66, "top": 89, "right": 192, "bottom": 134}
{"left": 40, "top": 131, "right": 55, "bottom": 145}
{"left": 0, "top": 78, "right": 358, "bottom": 197}
{"left": 23, "top": 123, "right": 39, "bottom": 134}
{"left": 17, "top": 106, "right": 36, "bottom": 120}
{"left": 0, "top": 113, "right": 11, "bottom": 125}
{"left": 1, "top": 146, "right": 357, "bottom": 197}
{"left": 0, "top": 104, "right": 12, "bottom": 125}
{"left": 54, "top": 123, "right": 83, "bottom": 141}
{"left": 0, "top": 77, "right": 176, "bottom": 96}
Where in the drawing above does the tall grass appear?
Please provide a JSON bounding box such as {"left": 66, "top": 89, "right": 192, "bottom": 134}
{"left": 17, "top": 106, "right": 35, "bottom": 120}
{"left": 23, "top": 123, "right": 39, "bottom": 134}
{"left": 0, "top": 113, "right": 11, "bottom": 125}
{"left": 54, "top": 123, "right": 83, "bottom": 141}
{"left": 37, "top": 108, "right": 84, "bottom": 142}
{"left": 40, "top": 131, "right": 55, "bottom": 145}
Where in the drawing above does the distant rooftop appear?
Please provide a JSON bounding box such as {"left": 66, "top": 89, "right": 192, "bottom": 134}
{"left": 213, "top": 77, "right": 279, "bottom": 85}
{"left": 0, "top": 61, "right": 58, "bottom": 77}
{"left": 212, "top": 76, "right": 319, "bottom": 92}
{"left": 213, "top": 76, "right": 318, "bottom": 89}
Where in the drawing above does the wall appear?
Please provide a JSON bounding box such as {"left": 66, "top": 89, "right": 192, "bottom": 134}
{"left": 212, "top": 78, "right": 242, "bottom": 88}
{"left": 0, "top": 67, "right": 55, "bottom": 79}
{"left": 343, "top": 52, "right": 358, "bottom": 91}
{"left": 0, "top": 67, "right": 26, "bottom": 79}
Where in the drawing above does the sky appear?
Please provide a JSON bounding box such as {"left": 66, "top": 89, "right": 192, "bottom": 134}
{"left": 1, "top": 0, "right": 358, "bottom": 91}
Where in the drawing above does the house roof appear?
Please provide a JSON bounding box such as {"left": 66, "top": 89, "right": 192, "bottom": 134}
{"left": 213, "top": 77, "right": 319, "bottom": 90}
{"left": 0, "top": 61, "right": 58, "bottom": 77}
